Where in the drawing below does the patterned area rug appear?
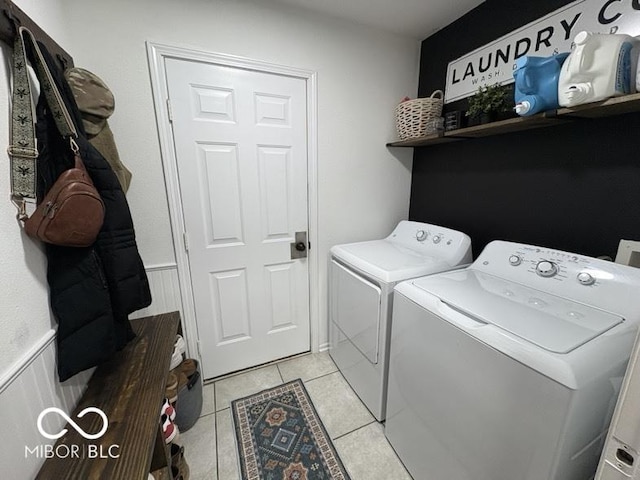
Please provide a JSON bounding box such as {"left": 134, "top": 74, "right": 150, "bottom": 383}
{"left": 232, "top": 379, "right": 351, "bottom": 480}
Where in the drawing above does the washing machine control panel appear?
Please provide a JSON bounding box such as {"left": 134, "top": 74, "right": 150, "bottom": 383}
{"left": 477, "top": 241, "right": 609, "bottom": 292}
{"left": 508, "top": 255, "right": 522, "bottom": 266}
{"left": 577, "top": 271, "right": 595, "bottom": 285}
{"left": 535, "top": 260, "right": 558, "bottom": 278}
{"left": 472, "top": 240, "right": 640, "bottom": 318}
{"left": 513, "top": 250, "right": 594, "bottom": 285}
{"left": 500, "top": 247, "right": 596, "bottom": 285}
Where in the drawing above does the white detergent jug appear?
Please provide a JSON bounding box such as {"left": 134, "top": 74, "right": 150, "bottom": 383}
{"left": 558, "top": 31, "right": 640, "bottom": 107}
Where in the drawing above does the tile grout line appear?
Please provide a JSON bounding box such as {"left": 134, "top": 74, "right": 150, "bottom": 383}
{"left": 206, "top": 351, "right": 312, "bottom": 384}
{"left": 207, "top": 352, "right": 336, "bottom": 385}
{"left": 210, "top": 379, "right": 219, "bottom": 416}
{"left": 214, "top": 380, "right": 221, "bottom": 480}
{"left": 332, "top": 418, "right": 378, "bottom": 441}
{"left": 210, "top": 357, "right": 340, "bottom": 413}
{"left": 214, "top": 405, "right": 220, "bottom": 480}
{"left": 301, "top": 368, "right": 339, "bottom": 385}
{"left": 215, "top": 405, "right": 231, "bottom": 414}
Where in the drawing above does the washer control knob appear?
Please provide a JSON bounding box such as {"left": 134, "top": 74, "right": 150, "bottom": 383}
{"left": 432, "top": 234, "right": 442, "bottom": 244}
{"left": 509, "top": 255, "right": 522, "bottom": 266}
{"left": 577, "top": 272, "right": 595, "bottom": 286}
{"left": 536, "top": 261, "right": 558, "bottom": 278}
{"left": 416, "top": 230, "right": 427, "bottom": 242}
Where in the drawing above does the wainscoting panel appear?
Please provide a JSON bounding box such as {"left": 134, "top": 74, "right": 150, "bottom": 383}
{"left": 130, "top": 263, "right": 183, "bottom": 320}
{"left": 0, "top": 331, "right": 93, "bottom": 480}
{"left": 1, "top": 263, "right": 182, "bottom": 478}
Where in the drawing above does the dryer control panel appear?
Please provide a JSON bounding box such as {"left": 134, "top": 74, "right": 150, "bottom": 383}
{"left": 413, "top": 228, "right": 446, "bottom": 245}
{"left": 387, "top": 221, "right": 472, "bottom": 266}
{"left": 472, "top": 240, "right": 640, "bottom": 315}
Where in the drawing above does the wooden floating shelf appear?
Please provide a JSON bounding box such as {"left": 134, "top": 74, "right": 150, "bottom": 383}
{"left": 385, "top": 132, "right": 460, "bottom": 147}
{"left": 558, "top": 91, "right": 640, "bottom": 118}
{"left": 387, "top": 92, "right": 640, "bottom": 148}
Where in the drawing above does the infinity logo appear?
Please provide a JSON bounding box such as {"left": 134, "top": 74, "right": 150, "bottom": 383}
{"left": 37, "top": 407, "right": 108, "bottom": 440}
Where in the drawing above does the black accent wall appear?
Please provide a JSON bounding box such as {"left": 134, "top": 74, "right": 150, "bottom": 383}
{"left": 410, "top": 0, "right": 640, "bottom": 259}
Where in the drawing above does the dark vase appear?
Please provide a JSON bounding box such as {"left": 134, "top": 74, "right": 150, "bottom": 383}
{"left": 466, "top": 115, "right": 481, "bottom": 127}
{"left": 466, "top": 111, "right": 499, "bottom": 126}
{"left": 495, "top": 109, "right": 517, "bottom": 121}
{"left": 479, "top": 112, "right": 495, "bottom": 124}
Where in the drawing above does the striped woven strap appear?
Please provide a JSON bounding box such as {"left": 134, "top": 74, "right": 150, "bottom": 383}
{"left": 9, "top": 26, "right": 77, "bottom": 203}
{"left": 9, "top": 26, "right": 37, "bottom": 199}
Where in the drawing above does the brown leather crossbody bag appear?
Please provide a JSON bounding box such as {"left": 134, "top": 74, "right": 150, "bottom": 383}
{"left": 9, "top": 26, "right": 104, "bottom": 248}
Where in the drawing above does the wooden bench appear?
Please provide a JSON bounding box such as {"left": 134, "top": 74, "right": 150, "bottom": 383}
{"left": 36, "top": 312, "right": 181, "bottom": 480}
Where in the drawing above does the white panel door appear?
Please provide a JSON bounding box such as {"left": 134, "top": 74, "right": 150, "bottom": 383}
{"left": 165, "top": 58, "right": 310, "bottom": 379}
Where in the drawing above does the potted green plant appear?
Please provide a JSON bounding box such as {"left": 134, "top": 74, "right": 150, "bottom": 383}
{"left": 465, "top": 84, "right": 514, "bottom": 125}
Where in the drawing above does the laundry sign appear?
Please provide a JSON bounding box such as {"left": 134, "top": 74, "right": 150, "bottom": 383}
{"left": 445, "top": 0, "right": 640, "bottom": 103}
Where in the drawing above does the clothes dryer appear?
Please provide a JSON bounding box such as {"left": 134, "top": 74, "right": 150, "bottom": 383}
{"left": 329, "top": 220, "right": 471, "bottom": 421}
{"left": 386, "top": 240, "right": 640, "bottom": 480}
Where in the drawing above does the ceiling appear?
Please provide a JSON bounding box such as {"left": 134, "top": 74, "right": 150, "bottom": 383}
{"left": 268, "top": 0, "right": 486, "bottom": 39}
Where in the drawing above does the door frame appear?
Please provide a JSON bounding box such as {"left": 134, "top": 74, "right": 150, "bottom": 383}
{"left": 146, "top": 42, "right": 320, "bottom": 364}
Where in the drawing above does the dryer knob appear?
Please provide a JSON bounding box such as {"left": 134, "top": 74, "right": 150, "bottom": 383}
{"left": 432, "top": 235, "right": 442, "bottom": 244}
{"left": 416, "top": 230, "right": 428, "bottom": 242}
{"left": 536, "top": 261, "right": 558, "bottom": 278}
{"left": 509, "top": 255, "right": 522, "bottom": 266}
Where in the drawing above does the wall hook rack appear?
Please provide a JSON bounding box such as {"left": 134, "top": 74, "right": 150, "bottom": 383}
{"left": 0, "top": 0, "right": 73, "bottom": 70}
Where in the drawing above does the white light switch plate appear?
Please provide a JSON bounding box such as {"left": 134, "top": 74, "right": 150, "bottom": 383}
{"left": 615, "top": 240, "right": 640, "bottom": 267}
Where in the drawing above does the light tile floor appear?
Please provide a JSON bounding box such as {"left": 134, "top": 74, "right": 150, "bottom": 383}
{"left": 177, "top": 352, "right": 413, "bottom": 480}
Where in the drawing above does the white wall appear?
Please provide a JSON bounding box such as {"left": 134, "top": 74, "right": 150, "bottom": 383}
{"left": 0, "top": 2, "right": 95, "bottom": 478}
{"left": 62, "top": 0, "right": 419, "bottom": 348}
{"left": 0, "top": 0, "right": 71, "bottom": 381}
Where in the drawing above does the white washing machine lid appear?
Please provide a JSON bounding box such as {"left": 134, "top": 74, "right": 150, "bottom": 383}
{"left": 410, "top": 270, "right": 624, "bottom": 354}
{"left": 331, "top": 240, "right": 450, "bottom": 283}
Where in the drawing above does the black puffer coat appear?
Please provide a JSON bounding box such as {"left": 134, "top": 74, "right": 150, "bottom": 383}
{"left": 34, "top": 42, "right": 151, "bottom": 381}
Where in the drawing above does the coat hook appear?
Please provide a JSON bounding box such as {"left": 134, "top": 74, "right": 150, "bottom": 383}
{"left": 56, "top": 53, "right": 69, "bottom": 70}
{"left": 3, "top": 4, "right": 20, "bottom": 28}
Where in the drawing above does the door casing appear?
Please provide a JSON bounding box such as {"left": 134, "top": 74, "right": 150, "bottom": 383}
{"left": 147, "top": 42, "right": 320, "bottom": 364}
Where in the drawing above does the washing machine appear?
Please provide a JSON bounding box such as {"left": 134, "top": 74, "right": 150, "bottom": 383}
{"left": 328, "top": 220, "right": 472, "bottom": 421}
{"left": 385, "top": 240, "right": 640, "bottom": 480}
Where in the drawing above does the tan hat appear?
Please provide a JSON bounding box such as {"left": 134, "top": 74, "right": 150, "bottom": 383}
{"left": 64, "top": 67, "right": 132, "bottom": 193}
{"left": 64, "top": 67, "right": 114, "bottom": 136}
{"left": 89, "top": 122, "right": 132, "bottom": 193}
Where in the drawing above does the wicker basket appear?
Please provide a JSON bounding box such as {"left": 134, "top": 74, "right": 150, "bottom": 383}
{"left": 395, "top": 90, "right": 444, "bottom": 140}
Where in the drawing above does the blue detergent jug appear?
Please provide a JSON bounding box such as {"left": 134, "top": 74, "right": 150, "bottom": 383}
{"left": 513, "top": 53, "right": 570, "bottom": 116}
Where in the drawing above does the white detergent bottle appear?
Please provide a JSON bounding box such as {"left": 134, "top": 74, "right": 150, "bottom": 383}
{"left": 558, "top": 31, "right": 640, "bottom": 107}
